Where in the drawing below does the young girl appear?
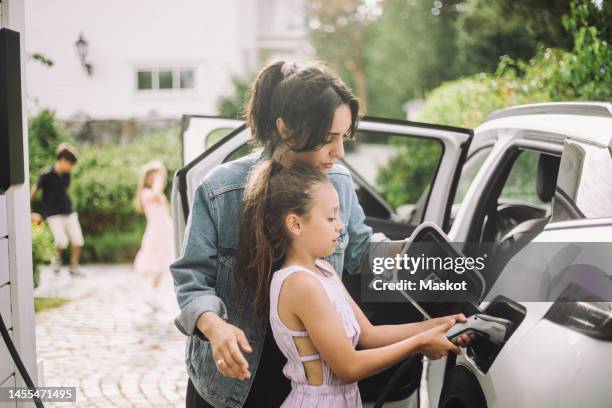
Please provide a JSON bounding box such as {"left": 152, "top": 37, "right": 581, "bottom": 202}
{"left": 235, "top": 160, "right": 470, "bottom": 407}
{"left": 134, "top": 161, "right": 174, "bottom": 310}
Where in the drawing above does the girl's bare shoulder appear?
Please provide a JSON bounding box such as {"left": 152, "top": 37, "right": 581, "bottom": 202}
{"left": 281, "top": 269, "right": 325, "bottom": 298}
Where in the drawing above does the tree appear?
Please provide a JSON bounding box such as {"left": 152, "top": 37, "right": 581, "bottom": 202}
{"left": 28, "top": 109, "right": 74, "bottom": 181}
{"left": 218, "top": 75, "right": 253, "bottom": 118}
{"left": 363, "top": 0, "right": 463, "bottom": 117}
{"left": 378, "top": 0, "right": 611, "bottom": 209}
{"left": 454, "top": 0, "right": 575, "bottom": 75}
{"left": 307, "top": 0, "right": 378, "bottom": 105}
{"left": 309, "top": 0, "right": 466, "bottom": 118}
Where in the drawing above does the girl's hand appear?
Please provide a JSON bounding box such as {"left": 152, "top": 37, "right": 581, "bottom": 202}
{"left": 431, "top": 314, "right": 473, "bottom": 346}
{"left": 197, "top": 312, "right": 252, "bottom": 380}
{"left": 151, "top": 171, "right": 165, "bottom": 195}
{"left": 445, "top": 314, "right": 474, "bottom": 347}
{"left": 416, "top": 318, "right": 463, "bottom": 360}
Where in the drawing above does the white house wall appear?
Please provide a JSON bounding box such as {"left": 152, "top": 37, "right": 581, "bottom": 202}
{"left": 2, "top": 0, "right": 39, "bottom": 398}
{"left": 25, "top": 0, "right": 258, "bottom": 120}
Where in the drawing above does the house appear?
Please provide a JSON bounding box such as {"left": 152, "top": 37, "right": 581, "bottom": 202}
{"left": 1, "top": 0, "right": 39, "bottom": 397}
{"left": 25, "top": 0, "right": 311, "bottom": 123}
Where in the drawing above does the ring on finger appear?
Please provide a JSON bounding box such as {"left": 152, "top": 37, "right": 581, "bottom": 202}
{"left": 216, "top": 358, "right": 225, "bottom": 366}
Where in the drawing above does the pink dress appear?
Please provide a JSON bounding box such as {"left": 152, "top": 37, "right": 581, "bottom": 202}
{"left": 133, "top": 188, "right": 174, "bottom": 278}
{"left": 269, "top": 259, "right": 363, "bottom": 408}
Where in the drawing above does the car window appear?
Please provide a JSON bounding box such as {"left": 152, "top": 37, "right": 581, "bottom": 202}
{"left": 454, "top": 147, "right": 493, "bottom": 205}
{"left": 219, "top": 130, "right": 444, "bottom": 226}
{"left": 468, "top": 147, "right": 560, "bottom": 245}
{"left": 204, "top": 127, "right": 235, "bottom": 149}
{"left": 445, "top": 146, "right": 493, "bottom": 231}
{"left": 343, "top": 130, "right": 443, "bottom": 225}
{"left": 552, "top": 140, "right": 612, "bottom": 222}
{"left": 499, "top": 149, "right": 546, "bottom": 205}
{"left": 224, "top": 143, "right": 256, "bottom": 163}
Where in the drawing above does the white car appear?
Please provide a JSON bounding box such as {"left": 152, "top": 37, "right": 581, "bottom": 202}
{"left": 171, "top": 102, "right": 612, "bottom": 407}
{"left": 425, "top": 103, "right": 612, "bottom": 408}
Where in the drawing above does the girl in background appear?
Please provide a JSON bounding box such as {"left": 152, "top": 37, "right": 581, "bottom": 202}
{"left": 134, "top": 161, "right": 174, "bottom": 311}
{"left": 236, "top": 160, "right": 468, "bottom": 407}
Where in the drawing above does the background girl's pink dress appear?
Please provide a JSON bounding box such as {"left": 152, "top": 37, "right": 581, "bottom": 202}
{"left": 133, "top": 188, "right": 174, "bottom": 278}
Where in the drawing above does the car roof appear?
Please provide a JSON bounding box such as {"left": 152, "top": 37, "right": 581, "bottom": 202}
{"left": 477, "top": 102, "right": 612, "bottom": 147}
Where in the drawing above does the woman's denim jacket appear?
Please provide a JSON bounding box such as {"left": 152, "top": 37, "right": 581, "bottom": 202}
{"left": 170, "top": 151, "right": 385, "bottom": 407}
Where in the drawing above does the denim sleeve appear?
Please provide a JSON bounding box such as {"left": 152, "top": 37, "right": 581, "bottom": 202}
{"left": 170, "top": 182, "right": 228, "bottom": 341}
{"left": 343, "top": 176, "right": 389, "bottom": 275}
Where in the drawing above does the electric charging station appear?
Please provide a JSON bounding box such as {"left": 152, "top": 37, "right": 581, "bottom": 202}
{"left": 1, "top": 1, "right": 40, "bottom": 406}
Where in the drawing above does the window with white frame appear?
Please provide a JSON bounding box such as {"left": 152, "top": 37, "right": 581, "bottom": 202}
{"left": 136, "top": 68, "right": 195, "bottom": 91}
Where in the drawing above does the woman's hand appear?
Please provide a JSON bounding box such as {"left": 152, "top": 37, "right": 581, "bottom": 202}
{"left": 415, "top": 318, "right": 463, "bottom": 360}
{"left": 197, "top": 312, "right": 252, "bottom": 380}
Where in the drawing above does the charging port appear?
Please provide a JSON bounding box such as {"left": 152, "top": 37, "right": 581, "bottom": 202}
{"left": 466, "top": 295, "right": 526, "bottom": 373}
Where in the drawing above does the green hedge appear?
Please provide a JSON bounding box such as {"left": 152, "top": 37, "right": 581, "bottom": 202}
{"left": 416, "top": 1, "right": 611, "bottom": 128}
{"left": 70, "top": 129, "right": 180, "bottom": 263}
{"left": 28, "top": 109, "right": 74, "bottom": 180}
{"left": 31, "top": 222, "right": 55, "bottom": 288}
{"left": 81, "top": 224, "right": 146, "bottom": 263}
{"left": 379, "top": 0, "right": 610, "bottom": 205}
{"left": 28, "top": 109, "right": 181, "bottom": 264}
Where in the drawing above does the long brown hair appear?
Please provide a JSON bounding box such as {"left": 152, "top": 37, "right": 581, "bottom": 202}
{"left": 245, "top": 60, "right": 361, "bottom": 152}
{"left": 234, "top": 160, "right": 328, "bottom": 329}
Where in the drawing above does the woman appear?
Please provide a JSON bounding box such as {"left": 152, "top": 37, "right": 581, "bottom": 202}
{"left": 134, "top": 161, "right": 174, "bottom": 311}
{"left": 170, "top": 61, "right": 469, "bottom": 407}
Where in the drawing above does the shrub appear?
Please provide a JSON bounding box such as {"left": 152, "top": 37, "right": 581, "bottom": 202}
{"left": 28, "top": 115, "right": 181, "bottom": 264}
{"left": 31, "top": 222, "right": 55, "bottom": 288}
{"left": 416, "top": 0, "right": 611, "bottom": 128}
{"left": 69, "top": 128, "right": 180, "bottom": 262}
{"left": 29, "top": 109, "right": 74, "bottom": 179}
{"left": 217, "top": 75, "right": 252, "bottom": 119}
{"left": 29, "top": 110, "right": 75, "bottom": 214}
{"left": 378, "top": 0, "right": 610, "bottom": 207}
{"left": 81, "top": 224, "right": 146, "bottom": 263}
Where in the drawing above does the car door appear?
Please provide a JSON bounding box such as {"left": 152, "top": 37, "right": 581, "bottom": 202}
{"left": 172, "top": 115, "right": 473, "bottom": 404}
{"left": 180, "top": 115, "right": 243, "bottom": 165}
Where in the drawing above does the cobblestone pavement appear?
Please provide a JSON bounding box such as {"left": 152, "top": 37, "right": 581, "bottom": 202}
{"left": 34, "top": 264, "right": 187, "bottom": 407}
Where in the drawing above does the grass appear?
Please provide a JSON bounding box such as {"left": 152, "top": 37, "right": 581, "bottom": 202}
{"left": 34, "top": 297, "right": 69, "bottom": 313}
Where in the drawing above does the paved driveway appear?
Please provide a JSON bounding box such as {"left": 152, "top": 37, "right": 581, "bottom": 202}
{"left": 34, "top": 264, "right": 187, "bottom": 407}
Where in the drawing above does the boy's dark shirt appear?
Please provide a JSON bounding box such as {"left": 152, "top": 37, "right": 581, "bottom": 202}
{"left": 36, "top": 166, "right": 73, "bottom": 218}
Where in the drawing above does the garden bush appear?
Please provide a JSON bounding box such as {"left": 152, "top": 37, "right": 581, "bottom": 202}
{"left": 31, "top": 222, "right": 55, "bottom": 288}
{"left": 377, "top": 0, "right": 610, "bottom": 205}
{"left": 28, "top": 108, "right": 181, "bottom": 264}
{"left": 29, "top": 110, "right": 74, "bottom": 214}
{"left": 70, "top": 128, "right": 180, "bottom": 263}
{"left": 29, "top": 109, "right": 74, "bottom": 178}
{"left": 416, "top": 0, "right": 611, "bottom": 128}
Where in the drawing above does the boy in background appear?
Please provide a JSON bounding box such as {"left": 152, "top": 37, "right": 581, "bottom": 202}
{"left": 31, "top": 143, "right": 84, "bottom": 277}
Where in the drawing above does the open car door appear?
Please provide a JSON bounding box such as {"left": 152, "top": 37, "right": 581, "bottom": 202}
{"left": 172, "top": 115, "right": 473, "bottom": 405}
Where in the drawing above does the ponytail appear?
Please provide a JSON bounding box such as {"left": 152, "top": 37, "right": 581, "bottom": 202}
{"left": 234, "top": 160, "right": 327, "bottom": 330}
{"left": 234, "top": 160, "right": 277, "bottom": 328}
{"left": 245, "top": 61, "right": 285, "bottom": 146}
{"left": 245, "top": 60, "right": 361, "bottom": 153}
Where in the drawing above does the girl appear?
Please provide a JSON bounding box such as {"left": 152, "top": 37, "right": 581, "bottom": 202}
{"left": 236, "top": 160, "right": 468, "bottom": 407}
{"left": 171, "top": 60, "right": 468, "bottom": 408}
{"left": 134, "top": 161, "right": 174, "bottom": 310}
